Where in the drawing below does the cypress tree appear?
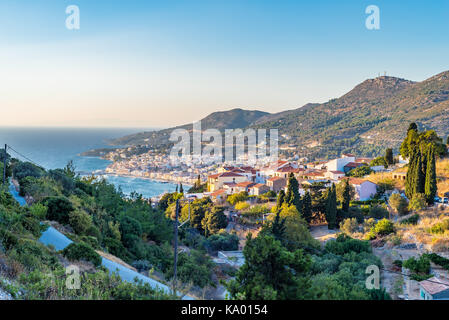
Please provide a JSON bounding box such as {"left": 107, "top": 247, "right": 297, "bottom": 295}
{"left": 342, "top": 178, "right": 351, "bottom": 213}
{"left": 325, "top": 184, "right": 337, "bottom": 229}
{"left": 179, "top": 183, "right": 184, "bottom": 194}
{"left": 301, "top": 191, "right": 313, "bottom": 224}
{"left": 406, "top": 147, "right": 422, "bottom": 199}
{"left": 425, "top": 145, "right": 437, "bottom": 204}
{"left": 408, "top": 122, "right": 418, "bottom": 132}
{"left": 385, "top": 148, "right": 394, "bottom": 165}
{"left": 276, "top": 190, "right": 286, "bottom": 208}
{"left": 285, "top": 173, "right": 301, "bottom": 214}
{"left": 416, "top": 150, "right": 425, "bottom": 195}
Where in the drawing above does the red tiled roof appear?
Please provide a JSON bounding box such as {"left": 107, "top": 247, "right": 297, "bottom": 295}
{"left": 344, "top": 162, "right": 365, "bottom": 168}
{"left": 208, "top": 171, "right": 244, "bottom": 179}
{"left": 235, "top": 181, "right": 256, "bottom": 188}
{"left": 221, "top": 172, "right": 244, "bottom": 177}
{"left": 420, "top": 277, "right": 449, "bottom": 295}
{"left": 355, "top": 158, "right": 372, "bottom": 163}
{"left": 249, "top": 183, "right": 266, "bottom": 189}
{"left": 348, "top": 178, "right": 375, "bottom": 185}
{"left": 276, "top": 165, "right": 299, "bottom": 173}
{"left": 267, "top": 176, "right": 285, "bottom": 182}
{"left": 223, "top": 182, "right": 237, "bottom": 187}
{"left": 210, "top": 189, "right": 226, "bottom": 197}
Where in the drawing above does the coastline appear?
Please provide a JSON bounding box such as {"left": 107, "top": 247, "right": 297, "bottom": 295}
{"left": 98, "top": 171, "right": 192, "bottom": 187}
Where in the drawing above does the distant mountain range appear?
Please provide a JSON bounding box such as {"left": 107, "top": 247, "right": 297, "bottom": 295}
{"left": 104, "top": 70, "right": 449, "bottom": 160}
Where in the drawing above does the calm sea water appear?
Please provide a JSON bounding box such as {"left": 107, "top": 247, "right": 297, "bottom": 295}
{"left": 0, "top": 127, "right": 178, "bottom": 198}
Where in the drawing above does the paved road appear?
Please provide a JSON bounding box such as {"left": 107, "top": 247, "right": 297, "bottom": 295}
{"left": 9, "top": 181, "right": 194, "bottom": 300}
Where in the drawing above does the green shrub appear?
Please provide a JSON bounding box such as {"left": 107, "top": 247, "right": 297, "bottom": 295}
{"left": 424, "top": 253, "right": 449, "bottom": 270}
{"left": 393, "top": 260, "right": 402, "bottom": 267}
{"left": 42, "top": 196, "right": 74, "bottom": 224}
{"left": 227, "top": 192, "right": 248, "bottom": 206}
{"left": 68, "top": 209, "right": 93, "bottom": 234}
{"left": 103, "top": 237, "right": 128, "bottom": 260}
{"left": 325, "top": 234, "right": 371, "bottom": 255}
{"left": 368, "top": 206, "right": 389, "bottom": 219}
{"left": 62, "top": 242, "right": 102, "bottom": 267}
{"left": 403, "top": 255, "right": 430, "bottom": 274}
{"left": 234, "top": 201, "right": 250, "bottom": 211}
{"left": 400, "top": 214, "right": 420, "bottom": 225}
{"left": 429, "top": 219, "right": 449, "bottom": 234}
{"left": 367, "top": 219, "right": 395, "bottom": 239}
{"left": 409, "top": 193, "right": 427, "bottom": 211}
{"left": 28, "top": 203, "right": 48, "bottom": 220}
{"left": 389, "top": 194, "right": 409, "bottom": 216}
{"left": 119, "top": 216, "right": 143, "bottom": 238}
{"left": 207, "top": 232, "right": 239, "bottom": 251}
{"left": 339, "top": 218, "right": 358, "bottom": 235}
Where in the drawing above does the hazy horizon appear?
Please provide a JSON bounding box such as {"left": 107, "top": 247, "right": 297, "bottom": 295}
{"left": 1, "top": 0, "right": 449, "bottom": 128}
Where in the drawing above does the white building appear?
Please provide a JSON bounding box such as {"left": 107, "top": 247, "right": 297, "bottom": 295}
{"left": 326, "top": 156, "right": 356, "bottom": 172}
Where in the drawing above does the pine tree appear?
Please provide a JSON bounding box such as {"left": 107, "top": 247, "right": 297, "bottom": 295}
{"left": 342, "top": 178, "right": 351, "bottom": 213}
{"left": 301, "top": 191, "right": 312, "bottom": 224}
{"left": 325, "top": 184, "right": 337, "bottom": 229}
{"left": 270, "top": 209, "right": 286, "bottom": 242}
{"left": 202, "top": 206, "right": 227, "bottom": 237}
{"left": 424, "top": 145, "right": 437, "bottom": 205}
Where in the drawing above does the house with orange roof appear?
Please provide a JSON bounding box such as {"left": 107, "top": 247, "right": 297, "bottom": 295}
{"left": 207, "top": 171, "right": 248, "bottom": 192}
{"left": 325, "top": 170, "right": 346, "bottom": 180}
{"left": 343, "top": 162, "right": 366, "bottom": 174}
{"left": 266, "top": 176, "right": 287, "bottom": 193}
{"left": 209, "top": 189, "right": 227, "bottom": 203}
{"left": 248, "top": 183, "right": 270, "bottom": 196}
{"left": 346, "top": 178, "right": 377, "bottom": 200}
{"left": 234, "top": 181, "right": 257, "bottom": 193}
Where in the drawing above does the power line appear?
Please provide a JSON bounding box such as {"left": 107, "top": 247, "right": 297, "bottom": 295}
{"left": 6, "top": 144, "right": 46, "bottom": 169}
{"left": 379, "top": 267, "right": 449, "bottom": 287}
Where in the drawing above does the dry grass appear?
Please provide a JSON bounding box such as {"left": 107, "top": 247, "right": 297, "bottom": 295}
{"left": 395, "top": 206, "right": 449, "bottom": 252}
{"left": 367, "top": 171, "right": 405, "bottom": 190}
{"left": 366, "top": 159, "right": 449, "bottom": 195}
{"left": 437, "top": 159, "right": 449, "bottom": 196}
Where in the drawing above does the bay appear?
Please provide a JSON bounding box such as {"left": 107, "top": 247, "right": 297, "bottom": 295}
{"left": 0, "top": 127, "right": 178, "bottom": 198}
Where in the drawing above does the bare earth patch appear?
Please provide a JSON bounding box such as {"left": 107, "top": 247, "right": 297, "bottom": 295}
{"left": 310, "top": 225, "right": 338, "bottom": 243}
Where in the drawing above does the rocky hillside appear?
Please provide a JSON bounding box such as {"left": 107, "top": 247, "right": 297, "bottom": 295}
{"left": 252, "top": 72, "right": 449, "bottom": 159}
{"left": 102, "top": 70, "right": 449, "bottom": 160}
{"left": 108, "top": 108, "right": 269, "bottom": 147}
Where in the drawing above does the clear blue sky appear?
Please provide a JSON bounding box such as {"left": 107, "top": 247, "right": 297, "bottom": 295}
{"left": 0, "top": 0, "right": 448, "bottom": 127}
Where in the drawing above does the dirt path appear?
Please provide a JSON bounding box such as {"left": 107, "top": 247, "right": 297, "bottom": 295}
{"left": 310, "top": 225, "right": 338, "bottom": 243}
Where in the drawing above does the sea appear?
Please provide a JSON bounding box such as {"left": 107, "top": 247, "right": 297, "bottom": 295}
{"left": 0, "top": 127, "right": 178, "bottom": 198}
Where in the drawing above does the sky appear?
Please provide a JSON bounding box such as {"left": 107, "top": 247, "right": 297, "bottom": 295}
{"left": 0, "top": 0, "right": 448, "bottom": 128}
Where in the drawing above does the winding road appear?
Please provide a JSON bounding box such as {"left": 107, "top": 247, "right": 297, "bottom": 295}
{"left": 9, "top": 181, "right": 194, "bottom": 300}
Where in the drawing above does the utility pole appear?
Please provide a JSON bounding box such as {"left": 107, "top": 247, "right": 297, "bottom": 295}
{"left": 172, "top": 198, "right": 180, "bottom": 297}
{"left": 3, "top": 144, "right": 7, "bottom": 185}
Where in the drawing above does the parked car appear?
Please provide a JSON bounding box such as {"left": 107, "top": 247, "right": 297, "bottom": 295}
{"left": 435, "top": 196, "right": 442, "bottom": 203}
{"left": 443, "top": 198, "right": 449, "bottom": 204}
